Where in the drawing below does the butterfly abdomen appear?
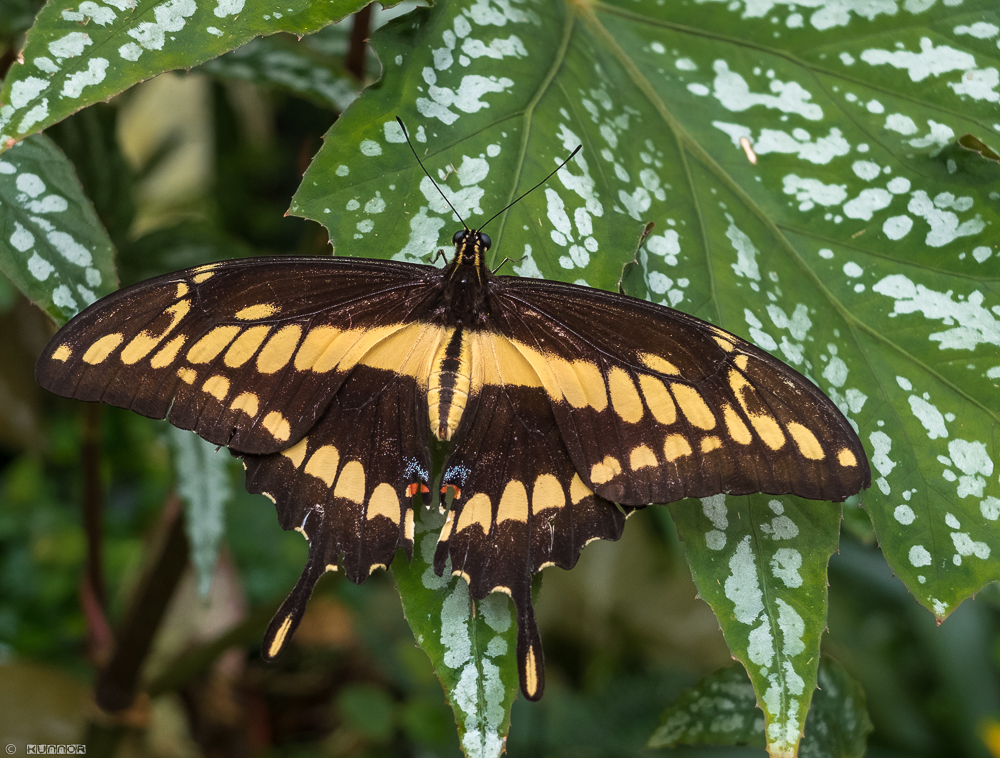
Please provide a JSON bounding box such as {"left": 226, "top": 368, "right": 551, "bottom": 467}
{"left": 428, "top": 326, "right": 472, "bottom": 441}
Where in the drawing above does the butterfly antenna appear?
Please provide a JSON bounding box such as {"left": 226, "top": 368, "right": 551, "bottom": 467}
{"left": 477, "top": 145, "right": 582, "bottom": 232}
{"left": 396, "top": 117, "right": 468, "bottom": 230}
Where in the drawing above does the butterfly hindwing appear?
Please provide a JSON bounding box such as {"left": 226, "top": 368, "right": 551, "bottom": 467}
{"left": 245, "top": 360, "right": 434, "bottom": 659}
{"left": 488, "top": 277, "right": 871, "bottom": 506}
{"left": 35, "top": 257, "right": 440, "bottom": 455}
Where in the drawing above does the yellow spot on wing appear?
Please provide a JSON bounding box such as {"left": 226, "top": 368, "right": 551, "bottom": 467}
{"left": 700, "top": 436, "right": 722, "bottom": 453}
{"left": 262, "top": 411, "right": 290, "bottom": 442}
{"left": 52, "top": 344, "right": 71, "bottom": 362}
{"left": 497, "top": 480, "right": 529, "bottom": 524}
{"left": 177, "top": 367, "right": 197, "bottom": 384}
{"left": 608, "top": 367, "right": 644, "bottom": 423}
{"left": 663, "top": 434, "right": 692, "bottom": 461}
{"left": 734, "top": 355, "right": 749, "bottom": 370}
{"left": 311, "top": 324, "right": 409, "bottom": 374}
{"left": 257, "top": 325, "right": 302, "bottom": 374}
{"left": 121, "top": 299, "right": 191, "bottom": 365}
{"left": 294, "top": 326, "right": 341, "bottom": 370}
{"left": 537, "top": 355, "right": 608, "bottom": 411}
{"left": 629, "top": 445, "right": 658, "bottom": 470}
{"left": 224, "top": 325, "right": 270, "bottom": 368}
{"left": 367, "top": 483, "right": 400, "bottom": 524}
{"left": 359, "top": 322, "right": 445, "bottom": 385}
{"left": 788, "top": 422, "right": 824, "bottom": 460}
{"left": 334, "top": 460, "right": 366, "bottom": 504}
{"left": 304, "top": 445, "right": 340, "bottom": 486}
{"left": 723, "top": 403, "right": 752, "bottom": 445}
{"left": 470, "top": 332, "right": 543, "bottom": 389}
{"left": 714, "top": 336, "right": 735, "bottom": 351}
{"left": 532, "top": 474, "right": 565, "bottom": 513}
{"left": 175, "top": 282, "right": 189, "bottom": 298}
{"left": 281, "top": 437, "right": 309, "bottom": 468}
{"left": 83, "top": 333, "right": 123, "bottom": 364}
{"left": 404, "top": 509, "right": 415, "bottom": 542}
{"left": 590, "top": 455, "right": 621, "bottom": 485}
{"left": 151, "top": 334, "right": 187, "bottom": 368}
{"left": 456, "top": 492, "right": 491, "bottom": 534}
{"left": 202, "top": 375, "right": 230, "bottom": 401}
{"left": 524, "top": 645, "right": 539, "bottom": 699}
{"left": 121, "top": 333, "right": 163, "bottom": 365}
{"left": 671, "top": 384, "right": 716, "bottom": 430}
{"left": 729, "top": 368, "right": 785, "bottom": 450}
{"left": 192, "top": 272, "right": 214, "bottom": 283}
{"left": 576, "top": 360, "right": 608, "bottom": 411}
{"left": 230, "top": 392, "right": 259, "bottom": 417}
{"left": 569, "top": 473, "right": 592, "bottom": 504}
{"left": 838, "top": 448, "right": 858, "bottom": 467}
{"left": 235, "top": 303, "right": 279, "bottom": 320}
{"left": 640, "top": 353, "right": 680, "bottom": 375}
{"left": 437, "top": 509, "right": 455, "bottom": 543}
{"left": 639, "top": 374, "right": 676, "bottom": 425}
{"left": 188, "top": 326, "right": 240, "bottom": 364}
{"left": 268, "top": 615, "right": 293, "bottom": 658}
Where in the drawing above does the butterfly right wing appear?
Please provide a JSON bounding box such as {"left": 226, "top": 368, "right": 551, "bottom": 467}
{"left": 35, "top": 256, "right": 440, "bottom": 455}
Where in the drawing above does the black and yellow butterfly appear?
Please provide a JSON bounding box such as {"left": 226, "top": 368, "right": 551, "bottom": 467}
{"left": 35, "top": 148, "right": 870, "bottom": 702}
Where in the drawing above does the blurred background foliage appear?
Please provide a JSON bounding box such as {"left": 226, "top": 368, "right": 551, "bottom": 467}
{"left": 2, "top": 2, "right": 1000, "bottom": 757}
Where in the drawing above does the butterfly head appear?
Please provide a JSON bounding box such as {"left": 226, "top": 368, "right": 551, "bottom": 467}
{"left": 451, "top": 228, "right": 492, "bottom": 269}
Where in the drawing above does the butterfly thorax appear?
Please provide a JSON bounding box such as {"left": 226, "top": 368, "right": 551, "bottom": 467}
{"left": 426, "top": 229, "right": 494, "bottom": 440}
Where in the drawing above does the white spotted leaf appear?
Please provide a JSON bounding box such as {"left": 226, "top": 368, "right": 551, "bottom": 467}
{"left": 167, "top": 425, "right": 233, "bottom": 598}
{"left": 0, "top": 0, "right": 374, "bottom": 150}
{"left": 671, "top": 495, "right": 843, "bottom": 757}
{"left": 648, "top": 657, "right": 872, "bottom": 758}
{"left": 393, "top": 485, "right": 520, "bottom": 758}
{"left": 0, "top": 134, "right": 116, "bottom": 322}
{"left": 290, "top": 7, "right": 1000, "bottom": 752}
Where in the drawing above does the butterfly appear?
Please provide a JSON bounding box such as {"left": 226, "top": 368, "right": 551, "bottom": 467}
{"left": 35, "top": 134, "right": 871, "bottom": 701}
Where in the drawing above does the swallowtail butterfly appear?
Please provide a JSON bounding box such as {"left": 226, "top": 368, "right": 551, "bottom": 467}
{"left": 35, "top": 131, "right": 870, "bottom": 701}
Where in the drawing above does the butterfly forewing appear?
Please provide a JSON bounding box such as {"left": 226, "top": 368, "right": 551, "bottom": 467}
{"left": 35, "top": 257, "right": 441, "bottom": 454}
{"left": 489, "top": 277, "right": 870, "bottom": 506}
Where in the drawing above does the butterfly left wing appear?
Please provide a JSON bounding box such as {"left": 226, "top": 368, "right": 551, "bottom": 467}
{"left": 487, "top": 277, "right": 871, "bottom": 507}
{"left": 432, "top": 345, "right": 638, "bottom": 701}
{"left": 34, "top": 256, "right": 440, "bottom": 454}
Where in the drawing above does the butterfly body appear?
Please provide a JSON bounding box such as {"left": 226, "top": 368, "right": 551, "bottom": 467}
{"left": 36, "top": 227, "right": 870, "bottom": 702}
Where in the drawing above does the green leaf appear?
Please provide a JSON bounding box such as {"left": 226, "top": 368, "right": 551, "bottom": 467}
{"left": 394, "top": 489, "right": 520, "bottom": 758}
{"left": 201, "top": 30, "right": 361, "bottom": 112}
{"left": 167, "top": 426, "right": 233, "bottom": 598}
{"left": 0, "top": 0, "right": 373, "bottom": 151}
{"left": 0, "top": 134, "right": 116, "bottom": 324}
{"left": 291, "top": 1, "right": 1000, "bottom": 752}
{"left": 649, "top": 657, "right": 873, "bottom": 758}
{"left": 671, "top": 495, "right": 842, "bottom": 757}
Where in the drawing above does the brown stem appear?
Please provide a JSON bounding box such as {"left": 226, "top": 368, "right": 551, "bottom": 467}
{"left": 82, "top": 403, "right": 109, "bottom": 658}
{"left": 95, "top": 493, "right": 190, "bottom": 712}
{"left": 345, "top": 3, "right": 373, "bottom": 81}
